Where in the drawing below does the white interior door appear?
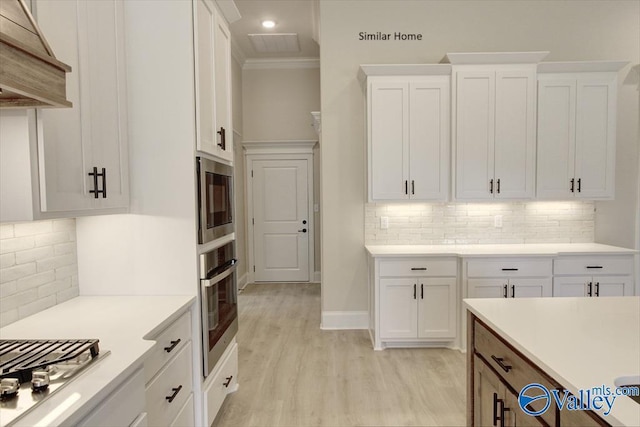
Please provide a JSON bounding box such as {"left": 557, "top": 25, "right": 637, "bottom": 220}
{"left": 252, "top": 159, "right": 310, "bottom": 282}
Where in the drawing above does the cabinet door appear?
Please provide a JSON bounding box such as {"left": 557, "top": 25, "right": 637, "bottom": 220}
{"left": 594, "top": 276, "right": 634, "bottom": 297}
{"left": 553, "top": 276, "right": 589, "bottom": 297}
{"left": 195, "top": 0, "right": 217, "bottom": 155}
{"left": 510, "top": 278, "right": 552, "bottom": 298}
{"left": 468, "top": 279, "right": 507, "bottom": 298}
{"left": 369, "top": 81, "right": 409, "bottom": 201}
{"left": 574, "top": 78, "right": 616, "bottom": 199}
{"left": 213, "top": 11, "right": 233, "bottom": 162}
{"left": 379, "top": 278, "right": 417, "bottom": 339}
{"left": 417, "top": 277, "right": 456, "bottom": 339}
{"left": 474, "top": 355, "right": 506, "bottom": 427}
{"left": 494, "top": 69, "right": 536, "bottom": 199}
{"left": 536, "top": 79, "right": 576, "bottom": 199}
{"left": 408, "top": 79, "right": 449, "bottom": 200}
{"left": 455, "top": 70, "right": 495, "bottom": 200}
{"left": 505, "top": 388, "right": 545, "bottom": 427}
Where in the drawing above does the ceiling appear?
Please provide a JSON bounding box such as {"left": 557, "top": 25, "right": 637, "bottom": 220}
{"left": 230, "top": 0, "right": 319, "bottom": 62}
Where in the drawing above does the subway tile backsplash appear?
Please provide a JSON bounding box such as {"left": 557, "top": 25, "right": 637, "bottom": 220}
{"left": 365, "top": 201, "right": 594, "bottom": 245}
{"left": 0, "top": 219, "right": 79, "bottom": 326}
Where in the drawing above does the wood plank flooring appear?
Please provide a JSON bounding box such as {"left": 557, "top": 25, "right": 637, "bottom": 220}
{"left": 214, "top": 283, "right": 466, "bottom": 427}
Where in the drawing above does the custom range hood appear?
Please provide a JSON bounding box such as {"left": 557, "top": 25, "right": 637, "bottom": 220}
{"left": 0, "top": 0, "right": 71, "bottom": 108}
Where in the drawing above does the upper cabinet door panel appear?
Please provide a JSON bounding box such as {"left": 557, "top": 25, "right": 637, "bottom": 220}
{"left": 536, "top": 79, "right": 576, "bottom": 199}
{"left": 195, "top": 0, "right": 216, "bottom": 155}
{"left": 409, "top": 80, "right": 449, "bottom": 200}
{"left": 370, "top": 81, "right": 409, "bottom": 201}
{"left": 494, "top": 69, "right": 535, "bottom": 199}
{"left": 575, "top": 79, "right": 616, "bottom": 199}
{"left": 455, "top": 71, "right": 494, "bottom": 200}
{"left": 213, "top": 13, "right": 233, "bottom": 162}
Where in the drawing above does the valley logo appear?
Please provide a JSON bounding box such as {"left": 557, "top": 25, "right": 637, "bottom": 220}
{"left": 518, "top": 382, "right": 640, "bottom": 417}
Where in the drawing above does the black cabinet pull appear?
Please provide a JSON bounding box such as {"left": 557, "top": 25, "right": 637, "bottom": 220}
{"left": 420, "top": 283, "right": 423, "bottom": 299}
{"left": 500, "top": 402, "right": 509, "bottom": 427}
{"left": 164, "top": 338, "right": 181, "bottom": 353}
{"left": 223, "top": 376, "right": 233, "bottom": 387}
{"left": 586, "top": 266, "right": 603, "bottom": 269}
{"left": 88, "top": 167, "right": 106, "bottom": 199}
{"left": 404, "top": 180, "right": 408, "bottom": 195}
{"left": 491, "top": 355, "right": 512, "bottom": 373}
{"left": 577, "top": 178, "right": 581, "bottom": 192}
{"left": 411, "top": 180, "right": 415, "bottom": 195}
{"left": 490, "top": 179, "right": 494, "bottom": 194}
{"left": 510, "top": 285, "right": 515, "bottom": 298}
{"left": 492, "top": 393, "right": 500, "bottom": 426}
{"left": 298, "top": 228, "right": 307, "bottom": 233}
{"left": 587, "top": 282, "right": 593, "bottom": 297}
{"left": 501, "top": 268, "right": 518, "bottom": 271}
{"left": 217, "top": 127, "right": 226, "bottom": 149}
{"left": 595, "top": 282, "right": 600, "bottom": 297}
{"left": 413, "top": 284, "right": 416, "bottom": 300}
{"left": 502, "top": 284, "right": 507, "bottom": 298}
{"left": 496, "top": 178, "right": 501, "bottom": 194}
{"left": 165, "top": 385, "right": 183, "bottom": 403}
{"left": 570, "top": 178, "right": 575, "bottom": 193}
{"left": 411, "top": 267, "right": 427, "bottom": 271}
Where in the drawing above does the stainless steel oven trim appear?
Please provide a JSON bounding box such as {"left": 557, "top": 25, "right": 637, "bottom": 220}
{"left": 200, "top": 263, "right": 237, "bottom": 377}
{"left": 197, "top": 157, "right": 234, "bottom": 245}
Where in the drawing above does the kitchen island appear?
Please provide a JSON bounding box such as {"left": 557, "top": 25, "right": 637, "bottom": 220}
{"left": 465, "top": 297, "right": 640, "bottom": 426}
{"left": 0, "top": 295, "right": 195, "bottom": 426}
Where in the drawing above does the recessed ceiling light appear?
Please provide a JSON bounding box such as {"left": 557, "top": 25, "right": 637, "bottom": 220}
{"left": 262, "top": 20, "right": 276, "bottom": 29}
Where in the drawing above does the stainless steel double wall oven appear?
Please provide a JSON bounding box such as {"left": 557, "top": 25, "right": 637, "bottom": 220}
{"left": 197, "top": 157, "right": 238, "bottom": 377}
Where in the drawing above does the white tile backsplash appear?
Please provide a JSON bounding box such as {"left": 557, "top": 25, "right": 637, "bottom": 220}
{"left": 365, "top": 201, "right": 595, "bottom": 245}
{"left": 0, "top": 219, "right": 79, "bottom": 327}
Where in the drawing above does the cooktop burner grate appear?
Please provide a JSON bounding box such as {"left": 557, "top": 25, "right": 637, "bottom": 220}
{"left": 0, "top": 339, "right": 100, "bottom": 383}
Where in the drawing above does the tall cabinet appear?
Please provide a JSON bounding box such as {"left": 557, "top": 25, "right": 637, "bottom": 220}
{"left": 360, "top": 65, "right": 451, "bottom": 202}
{"left": 536, "top": 62, "right": 626, "bottom": 199}
{"left": 449, "top": 52, "right": 547, "bottom": 200}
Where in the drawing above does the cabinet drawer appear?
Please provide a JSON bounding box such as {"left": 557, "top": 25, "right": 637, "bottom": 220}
{"left": 145, "top": 310, "right": 191, "bottom": 383}
{"left": 146, "top": 341, "right": 193, "bottom": 427}
{"left": 554, "top": 255, "right": 634, "bottom": 276}
{"left": 466, "top": 258, "right": 552, "bottom": 278}
{"left": 473, "top": 320, "right": 558, "bottom": 427}
{"left": 205, "top": 341, "right": 238, "bottom": 427}
{"left": 170, "top": 393, "right": 195, "bottom": 427}
{"left": 379, "top": 257, "right": 457, "bottom": 277}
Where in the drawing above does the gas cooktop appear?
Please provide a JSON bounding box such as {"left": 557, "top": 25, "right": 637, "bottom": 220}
{"left": 0, "top": 339, "right": 108, "bottom": 426}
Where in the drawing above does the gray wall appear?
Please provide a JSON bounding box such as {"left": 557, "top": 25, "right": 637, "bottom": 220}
{"left": 319, "top": 0, "right": 640, "bottom": 314}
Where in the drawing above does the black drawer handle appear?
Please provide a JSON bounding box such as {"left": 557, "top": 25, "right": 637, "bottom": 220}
{"left": 491, "top": 355, "right": 512, "bottom": 373}
{"left": 501, "top": 268, "right": 518, "bottom": 271}
{"left": 586, "top": 266, "right": 603, "bottom": 269}
{"left": 165, "top": 385, "right": 183, "bottom": 403}
{"left": 411, "top": 267, "right": 427, "bottom": 271}
{"left": 164, "top": 339, "right": 181, "bottom": 353}
{"left": 223, "top": 376, "right": 233, "bottom": 388}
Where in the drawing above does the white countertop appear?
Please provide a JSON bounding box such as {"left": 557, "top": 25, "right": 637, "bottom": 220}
{"left": 465, "top": 297, "right": 640, "bottom": 426}
{"left": 0, "top": 295, "right": 195, "bottom": 426}
{"left": 366, "top": 242, "right": 638, "bottom": 257}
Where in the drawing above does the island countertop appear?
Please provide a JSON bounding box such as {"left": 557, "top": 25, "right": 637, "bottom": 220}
{"left": 464, "top": 297, "right": 640, "bottom": 426}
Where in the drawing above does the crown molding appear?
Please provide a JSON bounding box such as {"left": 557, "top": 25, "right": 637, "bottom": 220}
{"left": 243, "top": 58, "right": 320, "bottom": 70}
{"left": 230, "top": 38, "right": 247, "bottom": 66}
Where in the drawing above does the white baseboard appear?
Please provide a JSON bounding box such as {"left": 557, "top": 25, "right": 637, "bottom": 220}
{"left": 312, "top": 271, "right": 321, "bottom": 282}
{"left": 321, "top": 310, "right": 368, "bottom": 330}
{"left": 237, "top": 273, "right": 248, "bottom": 291}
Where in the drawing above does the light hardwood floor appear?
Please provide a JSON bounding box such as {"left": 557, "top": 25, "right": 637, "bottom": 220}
{"left": 214, "top": 283, "right": 466, "bottom": 427}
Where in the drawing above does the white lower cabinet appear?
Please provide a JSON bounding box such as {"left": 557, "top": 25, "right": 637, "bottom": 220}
{"left": 77, "top": 367, "right": 146, "bottom": 427}
{"left": 553, "top": 255, "right": 635, "bottom": 297}
{"left": 371, "top": 257, "right": 457, "bottom": 350}
{"left": 144, "top": 311, "right": 194, "bottom": 427}
{"left": 465, "top": 258, "right": 553, "bottom": 299}
{"left": 204, "top": 340, "right": 238, "bottom": 427}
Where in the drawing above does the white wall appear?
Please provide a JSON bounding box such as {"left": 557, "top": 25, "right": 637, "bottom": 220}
{"left": 319, "top": 0, "right": 640, "bottom": 315}
{"left": 0, "top": 219, "right": 79, "bottom": 326}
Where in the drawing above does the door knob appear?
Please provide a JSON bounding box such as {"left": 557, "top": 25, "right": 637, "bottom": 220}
{"left": 302, "top": 220, "right": 307, "bottom": 224}
{"left": 298, "top": 228, "right": 307, "bottom": 233}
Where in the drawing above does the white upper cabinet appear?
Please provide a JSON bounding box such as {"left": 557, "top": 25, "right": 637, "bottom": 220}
{"left": 361, "top": 65, "right": 450, "bottom": 202}
{"left": 537, "top": 62, "right": 626, "bottom": 199}
{"left": 1, "top": 0, "right": 129, "bottom": 221}
{"left": 450, "top": 53, "right": 544, "bottom": 201}
{"left": 195, "top": 0, "right": 233, "bottom": 163}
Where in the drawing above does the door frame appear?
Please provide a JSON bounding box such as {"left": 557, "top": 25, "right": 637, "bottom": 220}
{"left": 243, "top": 140, "right": 317, "bottom": 283}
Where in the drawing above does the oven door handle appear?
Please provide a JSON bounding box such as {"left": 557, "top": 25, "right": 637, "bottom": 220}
{"left": 203, "top": 263, "right": 237, "bottom": 287}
